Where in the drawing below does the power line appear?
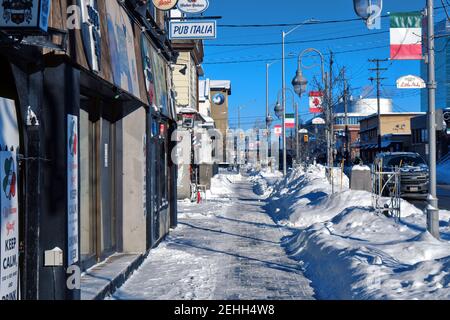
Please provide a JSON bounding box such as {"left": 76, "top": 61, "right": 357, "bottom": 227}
{"left": 218, "top": 16, "right": 381, "bottom": 28}
{"left": 441, "top": 0, "right": 450, "bottom": 21}
{"left": 204, "top": 45, "right": 388, "bottom": 65}
{"left": 204, "top": 31, "right": 388, "bottom": 47}
{"left": 216, "top": 6, "right": 446, "bottom": 28}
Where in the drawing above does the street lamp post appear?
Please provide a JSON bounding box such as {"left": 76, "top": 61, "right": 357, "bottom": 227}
{"left": 274, "top": 88, "right": 296, "bottom": 173}
{"left": 281, "top": 19, "right": 319, "bottom": 176}
{"left": 292, "top": 48, "right": 327, "bottom": 166}
{"left": 426, "top": 0, "right": 439, "bottom": 238}
{"left": 352, "top": 0, "right": 439, "bottom": 238}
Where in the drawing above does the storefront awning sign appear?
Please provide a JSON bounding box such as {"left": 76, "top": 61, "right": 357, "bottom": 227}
{"left": 396, "top": 75, "right": 426, "bottom": 89}
{"left": 169, "top": 20, "right": 217, "bottom": 40}
{"left": 177, "top": 0, "right": 209, "bottom": 14}
{"left": 0, "top": 0, "right": 50, "bottom": 32}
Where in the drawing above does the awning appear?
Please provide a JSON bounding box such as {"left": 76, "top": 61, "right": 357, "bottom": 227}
{"left": 381, "top": 141, "right": 393, "bottom": 148}
{"left": 178, "top": 106, "right": 198, "bottom": 114}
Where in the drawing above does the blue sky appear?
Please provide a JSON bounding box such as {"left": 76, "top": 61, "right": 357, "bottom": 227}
{"left": 200, "top": 0, "right": 448, "bottom": 129}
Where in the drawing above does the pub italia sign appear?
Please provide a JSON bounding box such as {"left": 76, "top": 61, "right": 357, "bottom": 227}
{"left": 0, "top": 0, "right": 51, "bottom": 32}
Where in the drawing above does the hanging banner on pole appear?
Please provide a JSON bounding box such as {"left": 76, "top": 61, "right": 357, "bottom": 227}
{"left": 67, "top": 115, "right": 79, "bottom": 266}
{"left": 274, "top": 125, "right": 282, "bottom": 137}
{"left": 309, "top": 91, "right": 324, "bottom": 114}
{"left": 0, "top": 151, "right": 19, "bottom": 300}
{"left": 285, "top": 114, "right": 295, "bottom": 129}
{"left": 390, "top": 12, "right": 423, "bottom": 60}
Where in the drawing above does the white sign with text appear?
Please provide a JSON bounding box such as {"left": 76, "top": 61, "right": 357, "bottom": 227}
{"left": 0, "top": 151, "right": 19, "bottom": 300}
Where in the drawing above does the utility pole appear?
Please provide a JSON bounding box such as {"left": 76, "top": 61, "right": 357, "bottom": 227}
{"left": 369, "top": 58, "right": 388, "bottom": 154}
{"left": 343, "top": 67, "right": 350, "bottom": 166}
{"left": 328, "top": 52, "right": 334, "bottom": 169}
{"left": 295, "top": 102, "right": 299, "bottom": 162}
{"left": 328, "top": 51, "right": 335, "bottom": 194}
{"left": 426, "top": 0, "right": 440, "bottom": 238}
{"left": 238, "top": 106, "right": 241, "bottom": 130}
{"left": 282, "top": 31, "right": 287, "bottom": 176}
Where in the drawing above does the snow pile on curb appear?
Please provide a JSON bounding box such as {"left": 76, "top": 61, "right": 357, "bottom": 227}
{"left": 206, "top": 173, "right": 241, "bottom": 198}
{"left": 247, "top": 168, "right": 282, "bottom": 197}
{"left": 437, "top": 160, "right": 450, "bottom": 185}
{"left": 263, "top": 164, "right": 450, "bottom": 299}
{"left": 266, "top": 165, "right": 352, "bottom": 227}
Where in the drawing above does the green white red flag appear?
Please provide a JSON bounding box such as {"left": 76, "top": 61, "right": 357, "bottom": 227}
{"left": 390, "top": 12, "right": 423, "bottom": 60}
{"left": 286, "top": 114, "right": 295, "bottom": 128}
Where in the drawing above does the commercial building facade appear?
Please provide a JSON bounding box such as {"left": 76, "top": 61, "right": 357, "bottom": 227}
{"left": 210, "top": 80, "right": 232, "bottom": 164}
{"left": 359, "top": 112, "right": 425, "bottom": 162}
{"left": 334, "top": 98, "right": 393, "bottom": 162}
{"left": 0, "top": 0, "right": 178, "bottom": 300}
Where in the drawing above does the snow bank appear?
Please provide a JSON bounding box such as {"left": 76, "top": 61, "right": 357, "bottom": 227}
{"left": 266, "top": 165, "right": 353, "bottom": 227}
{"left": 264, "top": 164, "right": 450, "bottom": 299}
{"left": 286, "top": 207, "right": 450, "bottom": 299}
{"left": 206, "top": 173, "right": 241, "bottom": 198}
{"left": 247, "top": 167, "right": 281, "bottom": 197}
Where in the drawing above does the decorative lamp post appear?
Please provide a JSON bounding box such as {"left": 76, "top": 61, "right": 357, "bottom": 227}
{"left": 353, "top": 0, "right": 383, "bottom": 28}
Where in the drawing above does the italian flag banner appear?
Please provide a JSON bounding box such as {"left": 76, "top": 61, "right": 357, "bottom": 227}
{"left": 390, "top": 12, "right": 423, "bottom": 60}
{"left": 286, "top": 114, "right": 295, "bottom": 129}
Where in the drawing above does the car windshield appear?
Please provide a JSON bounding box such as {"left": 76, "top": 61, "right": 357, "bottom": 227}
{"left": 386, "top": 155, "right": 426, "bottom": 167}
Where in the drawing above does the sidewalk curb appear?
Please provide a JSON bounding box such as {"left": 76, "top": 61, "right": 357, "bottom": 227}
{"left": 81, "top": 253, "right": 148, "bottom": 300}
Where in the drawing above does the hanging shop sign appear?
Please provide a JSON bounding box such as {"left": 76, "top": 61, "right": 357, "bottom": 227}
{"left": 67, "top": 115, "right": 79, "bottom": 266}
{"left": 169, "top": 20, "right": 217, "bottom": 40}
{"left": 0, "top": 151, "right": 19, "bottom": 300}
{"left": 152, "top": 0, "right": 178, "bottom": 11}
{"left": 0, "top": 0, "right": 50, "bottom": 32}
{"left": 177, "top": 0, "right": 209, "bottom": 14}
{"left": 311, "top": 117, "right": 326, "bottom": 125}
{"left": 396, "top": 75, "right": 426, "bottom": 89}
{"left": 79, "top": 0, "right": 101, "bottom": 73}
{"left": 309, "top": 91, "right": 324, "bottom": 114}
{"left": 212, "top": 93, "right": 225, "bottom": 105}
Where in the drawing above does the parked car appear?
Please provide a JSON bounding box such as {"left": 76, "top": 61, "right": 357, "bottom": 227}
{"left": 374, "top": 152, "right": 429, "bottom": 199}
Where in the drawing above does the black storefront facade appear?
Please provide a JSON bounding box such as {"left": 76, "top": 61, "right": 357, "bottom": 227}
{"left": 0, "top": 0, "right": 178, "bottom": 300}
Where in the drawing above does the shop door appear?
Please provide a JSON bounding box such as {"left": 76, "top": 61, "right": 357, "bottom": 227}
{"left": 150, "top": 116, "right": 160, "bottom": 244}
{"left": 99, "top": 119, "right": 116, "bottom": 258}
{"left": 157, "top": 121, "right": 170, "bottom": 240}
{"left": 80, "top": 103, "right": 117, "bottom": 269}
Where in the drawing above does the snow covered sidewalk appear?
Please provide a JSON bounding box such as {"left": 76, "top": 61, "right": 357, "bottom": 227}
{"left": 110, "top": 173, "right": 315, "bottom": 300}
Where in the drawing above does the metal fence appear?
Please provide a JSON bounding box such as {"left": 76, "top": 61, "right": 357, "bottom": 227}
{"left": 371, "top": 163, "right": 402, "bottom": 221}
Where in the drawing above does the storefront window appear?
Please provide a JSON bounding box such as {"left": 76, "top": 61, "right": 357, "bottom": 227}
{"left": 80, "top": 108, "right": 96, "bottom": 267}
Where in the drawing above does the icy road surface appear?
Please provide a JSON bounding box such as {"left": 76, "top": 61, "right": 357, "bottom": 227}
{"left": 111, "top": 174, "right": 315, "bottom": 300}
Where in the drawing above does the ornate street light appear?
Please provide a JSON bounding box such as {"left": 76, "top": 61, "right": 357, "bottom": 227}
{"left": 274, "top": 101, "right": 283, "bottom": 119}
{"left": 353, "top": 0, "right": 383, "bottom": 28}
{"left": 292, "top": 68, "right": 308, "bottom": 98}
